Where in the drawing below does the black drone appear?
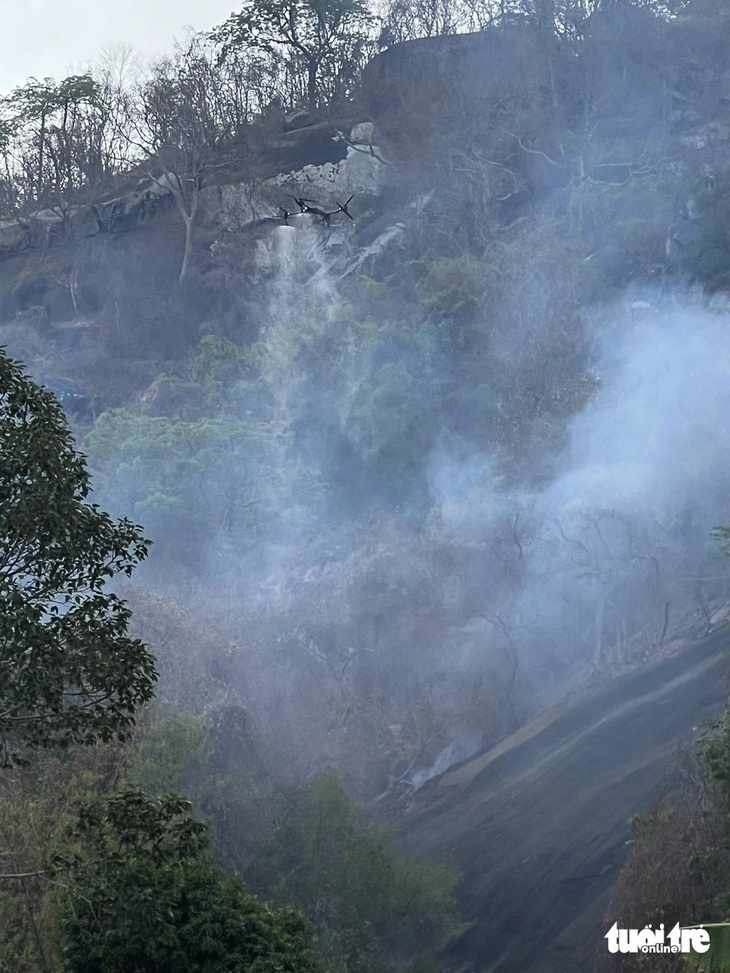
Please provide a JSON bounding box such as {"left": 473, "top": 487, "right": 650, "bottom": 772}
{"left": 284, "top": 193, "right": 356, "bottom": 226}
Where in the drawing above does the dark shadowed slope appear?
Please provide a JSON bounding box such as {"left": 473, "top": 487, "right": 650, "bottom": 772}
{"left": 401, "top": 631, "right": 730, "bottom": 973}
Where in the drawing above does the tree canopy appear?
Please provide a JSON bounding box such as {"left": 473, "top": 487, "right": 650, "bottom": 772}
{"left": 0, "top": 349, "right": 156, "bottom": 765}
{"left": 213, "top": 0, "right": 374, "bottom": 108}
{"left": 56, "top": 790, "right": 322, "bottom": 973}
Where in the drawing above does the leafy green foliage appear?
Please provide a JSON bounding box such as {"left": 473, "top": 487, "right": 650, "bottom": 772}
{"left": 55, "top": 790, "right": 322, "bottom": 973}
{"left": 86, "top": 333, "right": 327, "bottom": 559}
{"left": 406, "top": 252, "right": 488, "bottom": 325}
{"left": 128, "top": 711, "right": 207, "bottom": 797}
{"left": 215, "top": 0, "right": 371, "bottom": 59}
{"left": 62, "top": 857, "right": 321, "bottom": 973}
{"left": 4, "top": 76, "right": 98, "bottom": 124}
{"left": 87, "top": 408, "right": 323, "bottom": 566}
{"left": 346, "top": 360, "right": 435, "bottom": 466}
{"left": 59, "top": 790, "right": 209, "bottom": 867}
{"left": 213, "top": 0, "right": 374, "bottom": 106}
{"left": 268, "top": 770, "right": 459, "bottom": 971}
{"left": 188, "top": 334, "right": 267, "bottom": 412}
{"left": 0, "top": 350, "right": 156, "bottom": 765}
{"left": 0, "top": 746, "right": 125, "bottom": 972}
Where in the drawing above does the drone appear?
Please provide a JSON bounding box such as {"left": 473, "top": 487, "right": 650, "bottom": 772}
{"left": 285, "top": 193, "right": 356, "bottom": 226}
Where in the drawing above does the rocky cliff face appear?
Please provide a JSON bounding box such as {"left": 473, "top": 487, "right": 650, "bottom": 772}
{"left": 2, "top": 21, "right": 728, "bottom": 372}
{"left": 362, "top": 25, "right": 544, "bottom": 135}
{"left": 0, "top": 114, "right": 386, "bottom": 399}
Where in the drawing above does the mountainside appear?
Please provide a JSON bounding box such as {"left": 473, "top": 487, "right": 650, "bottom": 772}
{"left": 3, "top": 5, "right": 730, "bottom": 969}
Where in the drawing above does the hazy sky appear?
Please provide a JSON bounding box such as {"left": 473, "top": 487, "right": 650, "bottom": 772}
{"left": 0, "top": 0, "right": 237, "bottom": 93}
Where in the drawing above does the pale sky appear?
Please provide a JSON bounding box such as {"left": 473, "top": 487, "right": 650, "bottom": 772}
{"left": 0, "top": 0, "right": 239, "bottom": 94}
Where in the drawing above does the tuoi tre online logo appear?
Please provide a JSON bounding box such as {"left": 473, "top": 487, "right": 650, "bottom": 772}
{"left": 605, "top": 922, "right": 710, "bottom": 955}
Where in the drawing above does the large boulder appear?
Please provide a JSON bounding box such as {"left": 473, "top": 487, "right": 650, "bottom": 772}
{"left": 361, "top": 26, "right": 544, "bottom": 140}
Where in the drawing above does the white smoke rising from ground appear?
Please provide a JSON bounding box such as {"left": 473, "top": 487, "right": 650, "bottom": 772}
{"left": 420, "top": 300, "right": 730, "bottom": 719}
{"left": 427, "top": 441, "right": 499, "bottom": 536}
{"left": 409, "top": 728, "right": 483, "bottom": 790}
{"left": 550, "top": 306, "right": 730, "bottom": 518}
{"left": 508, "top": 303, "right": 730, "bottom": 696}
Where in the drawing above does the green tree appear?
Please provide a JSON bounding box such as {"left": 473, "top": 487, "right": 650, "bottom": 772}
{"left": 213, "top": 0, "right": 374, "bottom": 108}
{"left": 269, "top": 770, "right": 459, "bottom": 971}
{"left": 56, "top": 790, "right": 322, "bottom": 973}
{"left": 0, "top": 746, "right": 126, "bottom": 972}
{"left": 0, "top": 349, "right": 156, "bottom": 765}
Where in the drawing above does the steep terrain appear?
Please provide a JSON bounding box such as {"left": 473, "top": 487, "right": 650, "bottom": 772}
{"left": 402, "top": 630, "right": 730, "bottom": 972}
{"left": 3, "top": 9, "right": 730, "bottom": 968}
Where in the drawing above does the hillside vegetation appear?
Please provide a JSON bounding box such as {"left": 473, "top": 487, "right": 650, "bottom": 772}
{"left": 3, "top": 0, "right": 730, "bottom": 969}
